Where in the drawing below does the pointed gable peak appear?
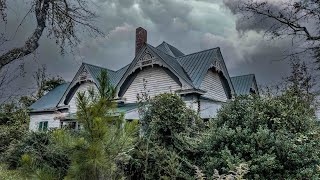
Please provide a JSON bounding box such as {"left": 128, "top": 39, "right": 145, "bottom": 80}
{"left": 156, "top": 41, "right": 185, "bottom": 57}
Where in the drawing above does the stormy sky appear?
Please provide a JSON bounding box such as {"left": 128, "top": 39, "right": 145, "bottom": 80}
{"left": 1, "top": 0, "right": 311, "bottom": 100}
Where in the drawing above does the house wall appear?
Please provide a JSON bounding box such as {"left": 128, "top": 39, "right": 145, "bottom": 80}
{"left": 29, "top": 113, "right": 60, "bottom": 131}
{"left": 199, "top": 100, "right": 223, "bottom": 119}
{"left": 183, "top": 94, "right": 199, "bottom": 112}
{"left": 122, "top": 66, "right": 182, "bottom": 103}
{"left": 68, "top": 81, "right": 97, "bottom": 113}
{"left": 200, "top": 70, "right": 228, "bottom": 102}
{"left": 316, "top": 109, "right": 320, "bottom": 120}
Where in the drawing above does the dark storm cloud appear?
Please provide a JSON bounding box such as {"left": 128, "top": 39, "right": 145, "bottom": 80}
{"left": 0, "top": 0, "right": 295, "bottom": 101}
{"left": 223, "top": 0, "right": 287, "bottom": 33}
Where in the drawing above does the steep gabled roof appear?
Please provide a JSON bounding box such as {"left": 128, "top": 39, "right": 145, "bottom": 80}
{"left": 176, "top": 47, "right": 235, "bottom": 97}
{"left": 231, "top": 74, "right": 256, "bottom": 95}
{"left": 177, "top": 48, "right": 220, "bottom": 88}
{"left": 156, "top": 41, "right": 185, "bottom": 57}
{"left": 146, "top": 44, "right": 194, "bottom": 87}
{"left": 84, "top": 63, "right": 129, "bottom": 87}
{"left": 31, "top": 42, "right": 242, "bottom": 113}
{"left": 30, "top": 83, "right": 70, "bottom": 112}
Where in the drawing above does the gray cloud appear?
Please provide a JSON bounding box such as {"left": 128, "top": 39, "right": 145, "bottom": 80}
{"left": 222, "top": 0, "right": 288, "bottom": 33}
{"left": 0, "top": 0, "right": 294, "bottom": 100}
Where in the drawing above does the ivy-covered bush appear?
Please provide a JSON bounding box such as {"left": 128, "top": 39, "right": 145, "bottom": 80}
{"left": 121, "top": 93, "right": 204, "bottom": 179}
{"left": 200, "top": 92, "right": 320, "bottom": 179}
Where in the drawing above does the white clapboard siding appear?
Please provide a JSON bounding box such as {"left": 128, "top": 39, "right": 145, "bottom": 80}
{"left": 29, "top": 113, "right": 60, "bottom": 131}
{"left": 200, "top": 70, "right": 228, "bottom": 102}
{"left": 199, "top": 100, "right": 223, "bottom": 119}
{"left": 68, "top": 82, "right": 97, "bottom": 113}
{"left": 123, "top": 66, "right": 182, "bottom": 103}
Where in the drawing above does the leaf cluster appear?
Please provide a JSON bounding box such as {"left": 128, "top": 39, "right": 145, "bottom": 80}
{"left": 200, "top": 93, "right": 320, "bottom": 179}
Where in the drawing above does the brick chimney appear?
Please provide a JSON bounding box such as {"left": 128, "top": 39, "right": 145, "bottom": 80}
{"left": 135, "top": 27, "right": 147, "bottom": 56}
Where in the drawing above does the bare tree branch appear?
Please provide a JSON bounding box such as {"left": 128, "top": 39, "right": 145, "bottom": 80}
{"left": 234, "top": 0, "right": 320, "bottom": 68}
{"left": 0, "top": 0, "right": 102, "bottom": 70}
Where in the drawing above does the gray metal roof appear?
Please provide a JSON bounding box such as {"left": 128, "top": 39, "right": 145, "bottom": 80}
{"left": 147, "top": 43, "right": 194, "bottom": 87}
{"left": 230, "top": 74, "right": 255, "bottom": 95}
{"left": 84, "top": 63, "right": 129, "bottom": 87}
{"left": 177, "top": 48, "right": 220, "bottom": 88}
{"left": 156, "top": 41, "right": 185, "bottom": 57}
{"left": 30, "top": 83, "right": 70, "bottom": 112}
{"left": 30, "top": 41, "right": 255, "bottom": 112}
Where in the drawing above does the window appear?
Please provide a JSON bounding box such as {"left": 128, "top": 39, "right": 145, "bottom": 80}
{"left": 38, "top": 121, "right": 48, "bottom": 131}
{"left": 60, "top": 121, "right": 80, "bottom": 130}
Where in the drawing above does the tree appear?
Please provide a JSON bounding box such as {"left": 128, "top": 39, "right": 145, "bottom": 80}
{"left": 0, "top": 101, "right": 29, "bottom": 157}
{"left": 0, "top": 0, "right": 102, "bottom": 70}
{"left": 4, "top": 131, "right": 70, "bottom": 179}
{"left": 200, "top": 89, "right": 320, "bottom": 179}
{"left": 32, "top": 65, "right": 65, "bottom": 100}
{"left": 229, "top": 0, "right": 320, "bottom": 67}
{"left": 0, "top": 64, "right": 25, "bottom": 102}
{"left": 66, "top": 70, "right": 139, "bottom": 179}
{"left": 121, "top": 93, "right": 205, "bottom": 179}
{"left": 2, "top": 70, "right": 138, "bottom": 179}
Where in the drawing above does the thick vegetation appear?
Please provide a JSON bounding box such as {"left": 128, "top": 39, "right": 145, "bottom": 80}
{"left": 0, "top": 65, "right": 319, "bottom": 179}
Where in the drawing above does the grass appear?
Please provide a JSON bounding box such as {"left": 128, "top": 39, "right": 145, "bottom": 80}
{"left": 0, "top": 163, "right": 23, "bottom": 180}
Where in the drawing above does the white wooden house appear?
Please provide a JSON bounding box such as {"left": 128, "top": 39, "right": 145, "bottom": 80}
{"left": 29, "top": 27, "right": 259, "bottom": 131}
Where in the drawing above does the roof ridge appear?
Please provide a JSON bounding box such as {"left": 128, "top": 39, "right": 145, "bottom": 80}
{"left": 231, "top": 74, "right": 255, "bottom": 78}
{"left": 163, "top": 42, "right": 175, "bottom": 57}
{"left": 115, "top": 63, "right": 130, "bottom": 72}
{"left": 176, "top": 47, "right": 220, "bottom": 59}
{"left": 165, "top": 42, "right": 185, "bottom": 57}
{"left": 83, "top": 62, "right": 116, "bottom": 72}
{"left": 156, "top": 41, "right": 176, "bottom": 58}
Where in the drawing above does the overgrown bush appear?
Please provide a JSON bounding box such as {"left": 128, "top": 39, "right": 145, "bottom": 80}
{"left": 200, "top": 92, "right": 320, "bottom": 179}
{"left": 0, "top": 102, "right": 29, "bottom": 158}
{"left": 121, "top": 93, "right": 205, "bottom": 179}
{"left": 3, "top": 131, "right": 70, "bottom": 179}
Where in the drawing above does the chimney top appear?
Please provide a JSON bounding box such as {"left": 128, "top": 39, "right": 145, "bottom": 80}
{"left": 135, "top": 27, "right": 147, "bottom": 56}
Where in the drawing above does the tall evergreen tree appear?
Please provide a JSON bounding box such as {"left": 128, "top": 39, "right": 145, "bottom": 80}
{"left": 66, "top": 70, "right": 138, "bottom": 180}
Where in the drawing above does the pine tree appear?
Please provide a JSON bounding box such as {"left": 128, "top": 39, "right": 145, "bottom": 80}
{"left": 65, "top": 70, "right": 139, "bottom": 180}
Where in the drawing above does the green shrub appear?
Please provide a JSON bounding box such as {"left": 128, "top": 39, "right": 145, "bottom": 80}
{"left": 122, "top": 93, "right": 204, "bottom": 179}
{"left": 4, "top": 131, "right": 70, "bottom": 179}
{"left": 200, "top": 93, "right": 320, "bottom": 179}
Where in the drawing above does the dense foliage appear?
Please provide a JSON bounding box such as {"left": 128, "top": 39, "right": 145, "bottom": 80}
{"left": 121, "top": 93, "right": 204, "bottom": 179}
{"left": 0, "top": 65, "right": 319, "bottom": 179}
{"left": 65, "top": 70, "right": 139, "bottom": 179}
{"left": 200, "top": 91, "right": 320, "bottom": 179}
{"left": 0, "top": 102, "right": 29, "bottom": 158}
{"left": 5, "top": 131, "right": 70, "bottom": 179}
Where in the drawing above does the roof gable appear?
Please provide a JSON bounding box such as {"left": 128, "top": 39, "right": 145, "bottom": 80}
{"left": 176, "top": 48, "right": 235, "bottom": 97}
{"left": 177, "top": 48, "right": 218, "bottom": 88}
{"left": 231, "top": 74, "right": 257, "bottom": 95}
{"left": 30, "top": 83, "right": 70, "bottom": 112}
{"left": 116, "top": 44, "right": 195, "bottom": 96}
{"left": 84, "top": 63, "right": 129, "bottom": 87}
{"left": 146, "top": 44, "right": 194, "bottom": 87}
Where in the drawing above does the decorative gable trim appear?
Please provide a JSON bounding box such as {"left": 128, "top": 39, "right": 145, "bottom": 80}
{"left": 57, "top": 64, "right": 97, "bottom": 106}
{"left": 116, "top": 45, "right": 193, "bottom": 98}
